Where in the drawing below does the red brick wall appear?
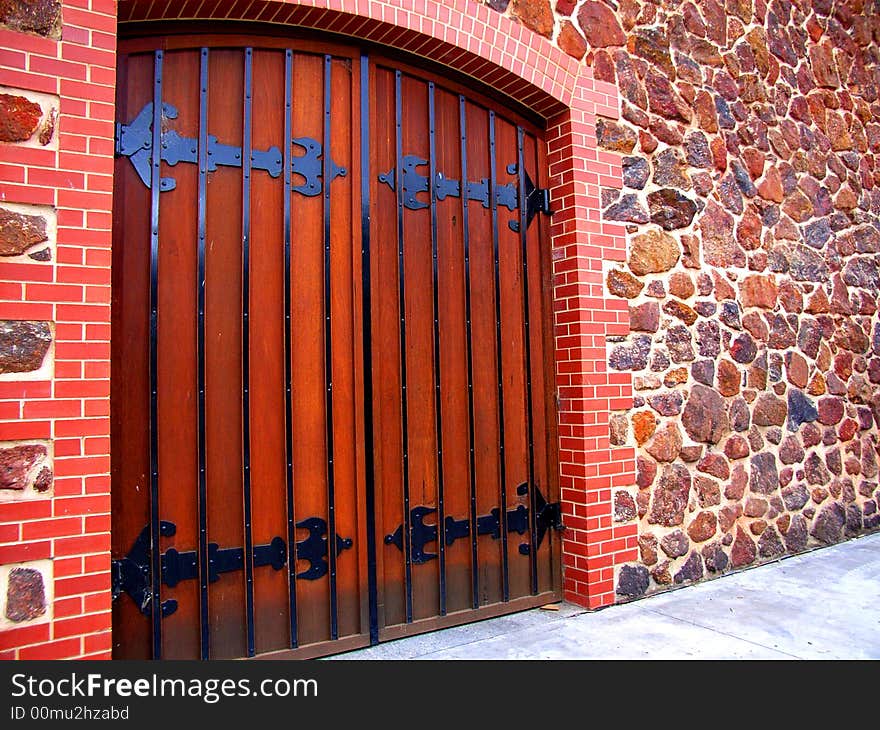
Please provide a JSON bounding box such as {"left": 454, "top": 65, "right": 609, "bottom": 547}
{"left": 0, "top": 0, "right": 117, "bottom": 659}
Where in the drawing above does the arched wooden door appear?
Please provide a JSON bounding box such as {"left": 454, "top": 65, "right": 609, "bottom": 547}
{"left": 111, "top": 32, "right": 562, "bottom": 660}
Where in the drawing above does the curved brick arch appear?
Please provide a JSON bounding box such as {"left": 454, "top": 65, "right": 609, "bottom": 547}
{"left": 117, "top": 0, "right": 636, "bottom": 609}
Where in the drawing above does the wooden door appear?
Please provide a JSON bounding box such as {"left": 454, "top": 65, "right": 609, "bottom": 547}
{"left": 111, "top": 34, "right": 560, "bottom": 660}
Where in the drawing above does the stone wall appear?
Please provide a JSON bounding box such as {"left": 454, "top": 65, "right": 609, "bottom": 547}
{"left": 491, "top": 0, "right": 880, "bottom": 599}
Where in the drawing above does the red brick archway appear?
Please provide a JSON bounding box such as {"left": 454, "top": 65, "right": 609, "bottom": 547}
{"left": 0, "top": 0, "right": 636, "bottom": 660}
{"left": 119, "top": 0, "right": 638, "bottom": 610}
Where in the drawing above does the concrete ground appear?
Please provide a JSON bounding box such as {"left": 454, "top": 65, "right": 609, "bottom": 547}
{"left": 327, "top": 531, "right": 880, "bottom": 660}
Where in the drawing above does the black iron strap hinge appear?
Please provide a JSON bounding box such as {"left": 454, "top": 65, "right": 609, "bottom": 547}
{"left": 378, "top": 156, "right": 552, "bottom": 231}
{"left": 384, "top": 482, "right": 563, "bottom": 564}
{"left": 115, "top": 101, "right": 346, "bottom": 194}
{"left": 112, "top": 517, "right": 352, "bottom": 618}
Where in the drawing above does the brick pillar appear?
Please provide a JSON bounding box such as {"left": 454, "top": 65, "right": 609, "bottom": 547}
{"left": 0, "top": 0, "right": 116, "bottom": 659}
{"left": 548, "top": 69, "right": 638, "bottom": 609}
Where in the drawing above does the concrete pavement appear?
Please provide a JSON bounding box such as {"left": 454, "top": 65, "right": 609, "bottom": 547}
{"left": 327, "top": 531, "right": 880, "bottom": 659}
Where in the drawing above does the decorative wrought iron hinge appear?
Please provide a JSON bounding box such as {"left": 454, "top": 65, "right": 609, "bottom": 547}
{"left": 378, "top": 155, "right": 518, "bottom": 213}
{"left": 378, "top": 155, "right": 551, "bottom": 230}
{"left": 506, "top": 164, "right": 553, "bottom": 233}
{"left": 111, "top": 517, "right": 353, "bottom": 618}
{"left": 115, "top": 102, "right": 346, "bottom": 194}
{"left": 384, "top": 482, "right": 562, "bottom": 564}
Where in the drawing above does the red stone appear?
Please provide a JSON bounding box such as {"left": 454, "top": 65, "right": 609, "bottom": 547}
{"left": 664, "top": 273, "right": 692, "bottom": 301}
{"left": 717, "top": 358, "right": 741, "bottom": 397}
{"left": 785, "top": 351, "right": 809, "bottom": 388}
{"left": 629, "top": 229, "right": 679, "bottom": 275}
{"left": 0, "top": 443, "right": 48, "bottom": 490}
{"left": 753, "top": 393, "right": 787, "bottom": 426}
{"left": 592, "top": 49, "right": 615, "bottom": 82}
{"left": 0, "top": 207, "right": 49, "bottom": 257}
{"left": 0, "top": 93, "right": 41, "bottom": 143}
{"left": 700, "top": 201, "right": 744, "bottom": 268}
{"left": 731, "top": 526, "right": 757, "bottom": 567}
{"left": 596, "top": 118, "right": 636, "bottom": 153}
{"left": 757, "top": 166, "right": 784, "bottom": 202}
{"left": 645, "top": 422, "right": 683, "bottom": 462}
{"left": 0, "top": 0, "right": 61, "bottom": 38}
{"left": 687, "top": 511, "right": 718, "bottom": 542}
{"left": 809, "top": 42, "right": 839, "bottom": 89}
{"left": 639, "top": 130, "right": 658, "bottom": 153}
{"left": 5, "top": 568, "right": 46, "bottom": 622}
{"left": 628, "top": 27, "right": 674, "bottom": 78}
{"left": 711, "top": 136, "right": 728, "bottom": 172}
{"left": 606, "top": 268, "right": 643, "bottom": 299}
{"left": 632, "top": 410, "right": 657, "bottom": 445}
{"left": 577, "top": 1, "right": 626, "bottom": 47}
{"left": 645, "top": 69, "right": 692, "bottom": 124}
{"left": 694, "top": 91, "right": 719, "bottom": 133}
{"left": 742, "top": 311, "right": 769, "bottom": 341}
{"left": 648, "top": 463, "right": 691, "bottom": 526}
{"left": 510, "top": 0, "right": 554, "bottom": 37}
{"left": 739, "top": 274, "right": 777, "bottom": 308}
{"left": 724, "top": 434, "right": 750, "bottom": 459}
{"left": 683, "top": 2, "right": 707, "bottom": 36}
{"left": 697, "top": 452, "right": 730, "bottom": 480}
{"left": 817, "top": 397, "right": 844, "bottom": 425}
{"left": 636, "top": 456, "right": 657, "bottom": 490}
{"left": 663, "top": 300, "right": 698, "bottom": 326}
{"left": 782, "top": 190, "right": 814, "bottom": 223}
{"left": 557, "top": 21, "right": 587, "bottom": 60}
{"left": 629, "top": 301, "right": 659, "bottom": 332}
{"left": 0, "top": 321, "right": 52, "bottom": 374}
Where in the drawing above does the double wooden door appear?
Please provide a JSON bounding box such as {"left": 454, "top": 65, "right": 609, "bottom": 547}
{"left": 111, "top": 33, "right": 561, "bottom": 660}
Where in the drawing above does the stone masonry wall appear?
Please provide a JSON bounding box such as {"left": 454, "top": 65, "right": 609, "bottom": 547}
{"left": 491, "top": 0, "right": 880, "bottom": 599}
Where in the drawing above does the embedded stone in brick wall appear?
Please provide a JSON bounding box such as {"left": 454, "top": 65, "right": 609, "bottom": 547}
{"left": 511, "top": 0, "right": 554, "bottom": 38}
{"left": 0, "top": 560, "right": 53, "bottom": 629}
{"left": 0, "top": 93, "right": 41, "bottom": 143}
{"left": 0, "top": 320, "right": 52, "bottom": 375}
{"left": 5, "top": 568, "right": 46, "bottom": 622}
{"left": 0, "top": 0, "right": 62, "bottom": 39}
{"left": 0, "top": 440, "right": 54, "bottom": 499}
{"left": 0, "top": 204, "right": 53, "bottom": 259}
{"left": 0, "top": 87, "right": 60, "bottom": 149}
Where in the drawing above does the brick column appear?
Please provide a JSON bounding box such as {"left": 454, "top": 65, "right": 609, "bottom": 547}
{"left": 547, "top": 69, "right": 637, "bottom": 609}
{"left": 0, "top": 0, "right": 116, "bottom": 659}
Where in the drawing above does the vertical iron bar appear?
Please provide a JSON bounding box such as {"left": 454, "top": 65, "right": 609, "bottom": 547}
{"left": 283, "top": 49, "right": 298, "bottom": 649}
{"left": 395, "top": 69, "right": 414, "bottom": 624}
{"left": 241, "top": 47, "right": 256, "bottom": 657}
{"left": 489, "top": 111, "right": 510, "bottom": 602}
{"left": 459, "top": 95, "right": 479, "bottom": 610}
{"left": 148, "top": 49, "right": 164, "bottom": 660}
{"left": 517, "top": 127, "right": 539, "bottom": 595}
{"left": 196, "top": 47, "right": 210, "bottom": 660}
{"left": 323, "top": 54, "right": 339, "bottom": 640}
{"left": 428, "top": 82, "right": 447, "bottom": 617}
{"left": 360, "top": 55, "right": 380, "bottom": 646}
